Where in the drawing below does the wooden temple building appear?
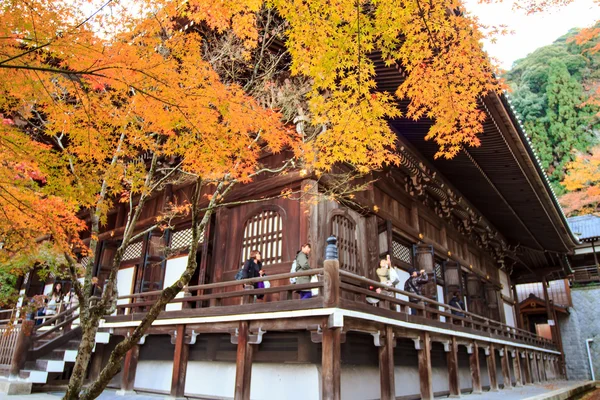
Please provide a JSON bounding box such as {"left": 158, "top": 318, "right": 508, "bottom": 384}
{"left": 0, "top": 61, "right": 580, "bottom": 399}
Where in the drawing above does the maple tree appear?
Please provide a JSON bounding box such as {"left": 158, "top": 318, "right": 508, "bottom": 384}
{"left": 0, "top": 0, "right": 504, "bottom": 398}
{"left": 560, "top": 146, "right": 600, "bottom": 215}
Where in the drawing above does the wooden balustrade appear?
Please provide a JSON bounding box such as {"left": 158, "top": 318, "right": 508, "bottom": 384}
{"left": 109, "top": 267, "right": 557, "bottom": 350}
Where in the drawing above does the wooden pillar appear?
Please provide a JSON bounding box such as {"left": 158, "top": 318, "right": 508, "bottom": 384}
{"left": 512, "top": 285, "right": 524, "bottom": 330}
{"left": 469, "top": 342, "right": 482, "bottom": 394}
{"left": 486, "top": 344, "right": 499, "bottom": 391}
{"left": 530, "top": 353, "right": 539, "bottom": 383}
{"left": 538, "top": 354, "right": 546, "bottom": 382}
{"left": 171, "top": 324, "right": 190, "bottom": 398}
{"left": 9, "top": 319, "right": 34, "bottom": 379}
{"left": 322, "top": 326, "right": 341, "bottom": 400}
{"left": 522, "top": 351, "right": 532, "bottom": 384}
{"left": 120, "top": 343, "right": 140, "bottom": 393}
{"left": 512, "top": 350, "right": 523, "bottom": 387}
{"left": 378, "top": 325, "right": 396, "bottom": 400}
{"left": 418, "top": 332, "right": 433, "bottom": 400}
{"left": 501, "top": 347, "right": 512, "bottom": 389}
{"left": 234, "top": 321, "right": 253, "bottom": 400}
{"left": 447, "top": 337, "right": 460, "bottom": 398}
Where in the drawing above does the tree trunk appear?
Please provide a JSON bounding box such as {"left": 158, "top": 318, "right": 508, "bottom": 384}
{"left": 64, "top": 316, "right": 100, "bottom": 400}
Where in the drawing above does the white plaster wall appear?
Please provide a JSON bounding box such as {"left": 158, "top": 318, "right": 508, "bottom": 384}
{"left": 341, "top": 365, "right": 380, "bottom": 400}
{"left": 394, "top": 365, "right": 420, "bottom": 396}
{"left": 164, "top": 256, "right": 188, "bottom": 311}
{"left": 503, "top": 302, "right": 516, "bottom": 328}
{"left": 134, "top": 360, "right": 173, "bottom": 393}
{"left": 459, "top": 365, "right": 473, "bottom": 390}
{"left": 185, "top": 362, "right": 320, "bottom": 400}
{"left": 437, "top": 285, "right": 446, "bottom": 323}
{"left": 114, "top": 267, "right": 135, "bottom": 315}
{"left": 499, "top": 270, "right": 511, "bottom": 298}
{"left": 43, "top": 283, "right": 53, "bottom": 296}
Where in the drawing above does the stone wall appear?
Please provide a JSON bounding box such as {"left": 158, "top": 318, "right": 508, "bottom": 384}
{"left": 559, "top": 285, "right": 600, "bottom": 380}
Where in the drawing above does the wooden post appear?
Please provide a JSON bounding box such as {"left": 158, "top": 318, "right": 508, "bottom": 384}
{"left": 469, "top": 342, "right": 482, "bottom": 394}
{"left": 486, "top": 344, "right": 499, "bottom": 391}
{"left": 501, "top": 346, "right": 512, "bottom": 390}
{"left": 512, "top": 285, "right": 524, "bottom": 330}
{"left": 323, "top": 259, "right": 340, "bottom": 308}
{"left": 522, "top": 351, "right": 532, "bottom": 385}
{"left": 234, "top": 321, "right": 253, "bottom": 400}
{"left": 322, "top": 327, "right": 341, "bottom": 400}
{"left": 171, "top": 324, "right": 190, "bottom": 398}
{"left": 378, "top": 325, "right": 396, "bottom": 400}
{"left": 418, "top": 332, "right": 433, "bottom": 400}
{"left": 120, "top": 343, "right": 140, "bottom": 393}
{"left": 538, "top": 354, "right": 546, "bottom": 382}
{"left": 530, "top": 353, "right": 539, "bottom": 383}
{"left": 9, "top": 319, "right": 34, "bottom": 379}
{"left": 447, "top": 337, "right": 460, "bottom": 398}
{"left": 512, "top": 350, "right": 523, "bottom": 387}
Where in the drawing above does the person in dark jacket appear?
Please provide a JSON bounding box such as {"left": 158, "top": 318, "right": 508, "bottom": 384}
{"left": 404, "top": 268, "right": 428, "bottom": 315}
{"left": 448, "top": 291, "right": 465, "bottom": 318}
{"left": 242, "top": 250, "right": 262, "bottom": 279}
{"left": 294, "top": 243, "right": 312, "bottom": 299}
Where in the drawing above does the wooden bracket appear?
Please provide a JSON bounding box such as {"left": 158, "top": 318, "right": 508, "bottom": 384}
{"left": 309, "top": 325, "right": 323, "bottom": 343}
{"left": 521, "top": 351, "right": 527, "bottom": 359}
{"left": 482, "top": 345, "right": 490, "bottom": 356}
{"left": 465, "top": 343, "right": 475, "bottom": 354}
{"left": 439, "top": 339, "right": 451, "bottom": 352}
{"left": 372, "top": 331, "right": 382, "bottom": 347}
{"left": 230, "top": 327, "right": 266, "bottom": 345}
{"left": 412, "top": 337, "right": 423, "bottom": 350}
{"left": 138, "top": 334, "right": 148, "bottom": 345}
{"left": 511, "top": 349, "right": 517, "bottom": 358}
{"left": 171, "top": 330, "right": 199, "bottom": 345}
{"left": 499, "top": 348, "right": 505, "bottom": 357}
{"left": 529, "top": 353, "right": 534, "bottom": 359}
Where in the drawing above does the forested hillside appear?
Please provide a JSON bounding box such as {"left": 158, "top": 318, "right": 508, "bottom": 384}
{"left": 504, "top": 25, "right": 600, "bottom": 195}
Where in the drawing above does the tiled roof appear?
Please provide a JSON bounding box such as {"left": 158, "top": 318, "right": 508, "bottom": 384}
{"left": 567, "top": 215, "right": 600, "bottom": 241}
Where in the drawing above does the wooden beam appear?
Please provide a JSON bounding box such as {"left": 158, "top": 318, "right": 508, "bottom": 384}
{"left": 512, "top": 285, "right": 524, "bottom": 330}
{"left": 379, "top": 325, "right": 396, "bottom": 400}
{"left": 171, "top": 324, "right": 189, "bottom": 398}
{"left": 512, "top": 350, "right": 523, "bottom": 387}
{"left": 447, "top": 336, "right": 460, "bottom": 397}
{"left": 522, "top": 351, "right": 532, "bottom": 385}
{"left": 486, "top": 344, "right": 499, "bottom": 391}
{"left": 322, "top": 327, "right": 341, "bottom": 400}
{"left": 501, "top": 346, "right": 512, "bottom": 390}
{"left": 418, "top": 332, "right": 433, "bottom": 400}
{"left": 121, "top": 343, "right": 140, "bottom": 393}
{"left": 469, "top": 341, "right": 482, "bottom": 394}
{"left": 234, "top": 321, "right": 253, "bottom": 400}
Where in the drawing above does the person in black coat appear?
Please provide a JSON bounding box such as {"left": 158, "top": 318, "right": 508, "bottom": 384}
{"left": 241, "top": 250, "right": 265, "bottom": 300}
{"left": 448, "top": 291, "right": 465, "bottom": 318}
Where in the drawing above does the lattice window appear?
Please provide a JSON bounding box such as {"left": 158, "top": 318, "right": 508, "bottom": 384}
{"left": 122, "top": 241, "right": 143, "bottom": 261}
{"left": 79, "top": 257, "right": 90, "bottom": 268}
{"left": 391, "top": 238, "right": 413, "bottom": 265}
{"left": 435, "top": 261, "right": 444, "bottom": 283}
{"left": 331, "top": 214, "right": 359, "bottom": 274}
{"left": 170, "top": 227, "right": 204, "bottom": 253}
{"left": 240, "top": 210, "right": 283, "bottom": 266}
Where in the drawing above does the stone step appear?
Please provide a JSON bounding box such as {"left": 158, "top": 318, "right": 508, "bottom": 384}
{"left": 24, "top": 359, "right": 65, "bottom": 373}
{"left": 18, "top": 369, "right": 48, "bottom": 384}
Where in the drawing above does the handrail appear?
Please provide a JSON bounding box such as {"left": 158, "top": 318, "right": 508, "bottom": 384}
{"left": 116, "top": 268, "right": 324, "bottom": 300}
{"left": 110, "top": 266, "right": 554, "bottom": 348}
{"left": 34, "top": 304, "right": 79, "bottom": 331}
{"left": 340, "top": 271, "right": 554, "bottom": 346}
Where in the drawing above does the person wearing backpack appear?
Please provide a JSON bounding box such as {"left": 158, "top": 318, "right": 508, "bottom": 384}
{"left": 241, "top": 250, "right": 262, "bottom": 280}
{"left": 294, "top": 243, "right": 312, "bottom": 299}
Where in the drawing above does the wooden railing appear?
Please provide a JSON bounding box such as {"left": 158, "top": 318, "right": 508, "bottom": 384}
{"left": 0, "top": 324, "right": 20, "bottom": 367}
{"left": 108, "top": 266, "right": 557, "bottom": 350}
{"left": 0, "top": 309, "right": 14, "bottom": 325}
{"left": 572, "top": 265, "right": 600, "bottom": 284}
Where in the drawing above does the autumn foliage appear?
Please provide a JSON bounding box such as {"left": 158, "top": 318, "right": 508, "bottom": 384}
{"left": 0, "top": 0, "right": 505, "bottom": 397}
{"left": 560, "top": 146, "right": 600, "bottom": 215}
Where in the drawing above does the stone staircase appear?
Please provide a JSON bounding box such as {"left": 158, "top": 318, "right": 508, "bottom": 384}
{"left": 17, "top": 331, "right": 110, "bottom": 385}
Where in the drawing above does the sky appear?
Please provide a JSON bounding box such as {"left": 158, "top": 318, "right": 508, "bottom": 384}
{"left": 463, "top": 0, "right": 600, "bottom": 70}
